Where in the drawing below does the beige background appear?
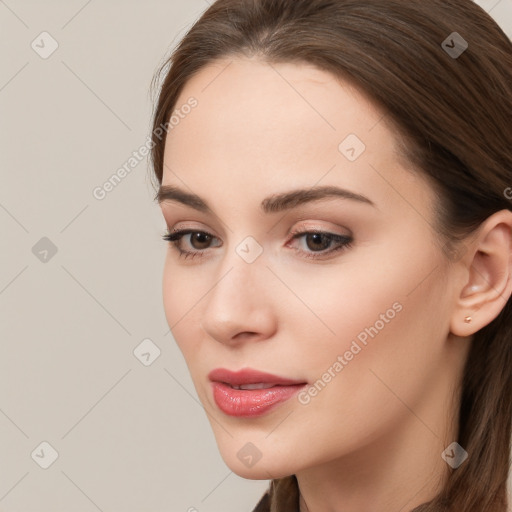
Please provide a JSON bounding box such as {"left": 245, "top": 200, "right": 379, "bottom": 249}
{"left": 0, "top": 1, "right": 511, "bottom": 511}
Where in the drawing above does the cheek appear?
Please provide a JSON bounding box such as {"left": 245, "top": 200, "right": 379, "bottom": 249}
{"left": 162, "top": 256, "right": 204, "bottom": 355}
{"left": 290, "top": 244, "right": 449, "bottom": 421}
{"left": 289, "top": 237, "right": 443, "bottom": 345}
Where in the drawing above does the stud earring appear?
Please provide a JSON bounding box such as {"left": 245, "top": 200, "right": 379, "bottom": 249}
{"left": 464, "top": 316, "right": 472, "bottom": 323}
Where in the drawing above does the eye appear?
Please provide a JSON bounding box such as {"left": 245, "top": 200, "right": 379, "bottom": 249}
{"left": 287, "top": 229, "right": 353, "bottom": 259}
{"left": 162, "top": 229, "right": 220, "bottom": 259}
{"left": 161, "top": 228, "right": 353, "bottom": 261}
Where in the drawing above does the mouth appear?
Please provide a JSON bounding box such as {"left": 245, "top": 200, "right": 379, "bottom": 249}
{"left": 208, "top": 368, "right": 308, "bottom": 417}
{"left": 224, "top": 382, "right": 293, "bottom": 390}
{"left": 208, "top": 367, "right": 307, "bottom": 387}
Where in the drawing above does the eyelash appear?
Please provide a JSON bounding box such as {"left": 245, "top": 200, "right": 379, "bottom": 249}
{"left": 161, "top": 228, "right": 353, "bottom": 261}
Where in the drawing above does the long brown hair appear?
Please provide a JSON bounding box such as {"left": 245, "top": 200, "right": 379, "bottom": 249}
{"left": 149, "top": 1, "right": 512, "bottom": 510}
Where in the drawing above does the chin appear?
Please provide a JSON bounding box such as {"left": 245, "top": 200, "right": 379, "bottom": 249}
{"left": 220, "top": 450, "right": 296, "bottom": 480}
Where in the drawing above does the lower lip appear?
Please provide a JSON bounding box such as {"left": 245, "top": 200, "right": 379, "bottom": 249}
{"left": 211, "top": 382, "right": 307, "bottom": 417}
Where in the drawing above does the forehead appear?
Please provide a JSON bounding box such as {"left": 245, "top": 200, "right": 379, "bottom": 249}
{"left": 173, "top": 56, "right": 382, "bottom": 131}
{"left": 166, "top": 57, "right": 391, "bottom": 165}
{"left": 162, "top": 56, "right": 434, "bottom": 223}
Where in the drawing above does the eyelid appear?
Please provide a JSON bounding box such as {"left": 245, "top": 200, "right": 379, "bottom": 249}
{"left": 166, "top": 220, "right": 350, "bottom": 243}
{"left": 288, "top": 220, "right": 351, "bottom": 237}
{"left": 162, "top": 223, "right": 353, "bottom": 262}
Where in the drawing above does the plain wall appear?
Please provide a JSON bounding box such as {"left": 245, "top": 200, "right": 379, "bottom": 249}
{"left": 0, "top": 1, "right": 511, "bottom": 511}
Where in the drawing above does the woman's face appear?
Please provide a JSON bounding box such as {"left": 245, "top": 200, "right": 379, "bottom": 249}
{"left": 159, "top": 56, "right": 467, "bottom": 479}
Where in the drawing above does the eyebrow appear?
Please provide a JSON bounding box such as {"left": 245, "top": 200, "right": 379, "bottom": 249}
{"left": 155, "top": 184, "right": 375, "bottom": 213}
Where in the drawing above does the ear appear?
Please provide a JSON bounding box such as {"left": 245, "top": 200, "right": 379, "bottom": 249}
{"left": 450, "top": 209, "right": 512, "bottom": 337}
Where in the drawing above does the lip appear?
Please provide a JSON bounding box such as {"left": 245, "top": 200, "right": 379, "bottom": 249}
{"left": 208, "top": 368, "right": 307, "bottom": 417}
{"left": 208, "top": 367, "right": 306, "bottom": 386}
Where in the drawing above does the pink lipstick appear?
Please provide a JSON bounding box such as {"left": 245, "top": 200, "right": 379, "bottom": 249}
{"left": 208, "top": 368, "right": 307, "bottom": 417}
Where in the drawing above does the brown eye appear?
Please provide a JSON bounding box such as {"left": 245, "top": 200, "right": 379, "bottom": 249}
{"left": 189, "top": 231, "right": 213, "bottom": 250}
{"left": 162, "top": 229, "right": 221, "bottom": 259}
{"left": 288, "top": 230, "right": 353, "bottom": 260}
{"left": 304, "top": 233, "right": 333, "bottom": 251}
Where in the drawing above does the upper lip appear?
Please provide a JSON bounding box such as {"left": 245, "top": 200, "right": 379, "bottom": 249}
{"left": 208, "top": 368, "right": 307, "bottom": 386}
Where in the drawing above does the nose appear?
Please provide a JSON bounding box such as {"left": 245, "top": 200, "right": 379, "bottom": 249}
{"left": 200, "top": 255, "right": 278, "bottom": 346}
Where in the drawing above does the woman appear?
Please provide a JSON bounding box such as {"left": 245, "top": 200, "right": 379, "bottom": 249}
{"left": 149, "top": 1, "right": 512, "bottom": 510}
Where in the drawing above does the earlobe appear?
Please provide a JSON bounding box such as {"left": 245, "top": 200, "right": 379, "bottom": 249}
{"left": 449, "top": 210, "right": 512, "bottom": 337}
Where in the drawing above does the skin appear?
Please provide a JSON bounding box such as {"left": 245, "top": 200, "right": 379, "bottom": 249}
{"left": 158, "top": 56, "right": 512, "bottom": 512}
